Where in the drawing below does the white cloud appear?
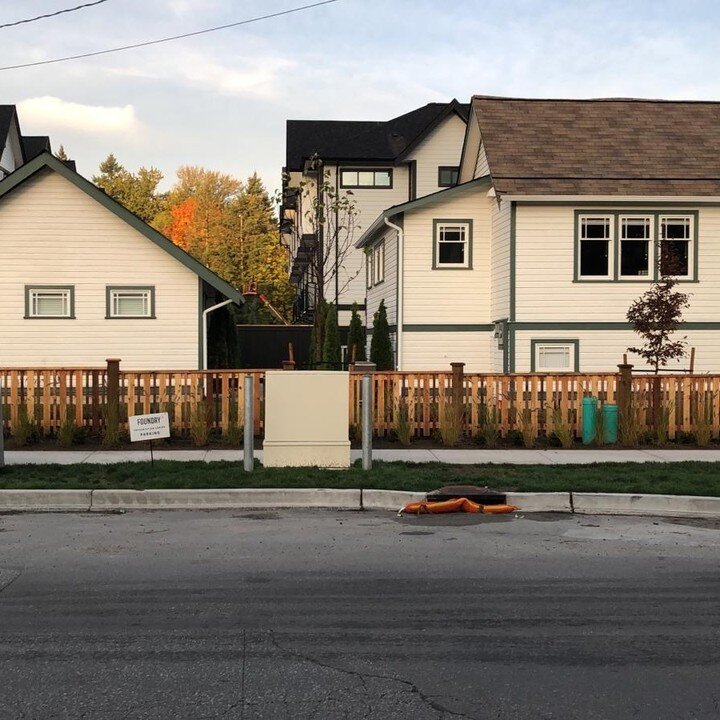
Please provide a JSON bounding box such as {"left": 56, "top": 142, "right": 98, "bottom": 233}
{"left": 16, "top": 97, "right": 138, "bottom": 135}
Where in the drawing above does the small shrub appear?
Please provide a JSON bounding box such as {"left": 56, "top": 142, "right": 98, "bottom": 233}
{"left": 505, "top": 429, "right": 524, "bottom": 447}
{"left": 593, "top": 404, "right": 606, "bottom": 446}
{"left": 57, "top": 416, "right": 77, "bottom": 448}
{"left": 550, "top": 406, "right": 574, "bottom": 449}
{"left": 12, "top": 404, "right": 38, "bottom": 447}
{"left": 395, "top": 398, "right": 412, "bottom": 447}
{"left": 225, "top": 420, "right": 243, "bottom": 446}
{"left": 654, "top": 401, "right": 673, "bottom": 446}
{"left": 190, "top": 398, "right": 210, "bottom": 447}
{"left": 546, "top": 432, "right": 563, "bottom": 448}
{"left": 479, "top": 403, "right": 500, "bottom": 448}
{"left": 439, "top": 401, "right": 464, "bottom": 447}
{"left": 513, "top": 407, "right": 535, "bottom": 448}
{"left": 676, "top": 431, "right": 696, "bottom": 445}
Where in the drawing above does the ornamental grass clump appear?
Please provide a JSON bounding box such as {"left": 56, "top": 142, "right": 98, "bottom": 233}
{"left": 439, "top": 400, "right": 464, "bottom": 447}
{"left": 394, "top": 397, "right": 412, "bottom": 446}
{"left": 479, "top": 402, "right": 500, "bottom": 448}
{"left": 550, "top": 405, "right": 574, "bottom": 449}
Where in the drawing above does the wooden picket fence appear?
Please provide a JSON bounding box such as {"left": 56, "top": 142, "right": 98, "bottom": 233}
{"left": 0, "top": 368, "right": 265, "bottom": 436}
{"left": 2, "top": 366, "right": 720, "bottom": 441}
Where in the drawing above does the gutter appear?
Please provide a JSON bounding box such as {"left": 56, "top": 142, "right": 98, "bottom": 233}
{"left": 501, "top": 194, "right": 720, "bottom": 203}
{"left": 383, "top": 216, "right": 404, "bottom": 370}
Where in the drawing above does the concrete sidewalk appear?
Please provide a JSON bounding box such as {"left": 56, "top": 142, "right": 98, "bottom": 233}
{"left": 4, "top": 448, "right": 720, "bottom": 465}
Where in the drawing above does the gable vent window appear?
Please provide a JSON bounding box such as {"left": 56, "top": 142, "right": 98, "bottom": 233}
{"left": 438, "top": 166, "right": 460, "bottom": 187}
{"left": 660, "top": 216, "right": 692, "bottom": 278}
{"left": 26, "top": 286, "right": 74, "bottom": 319}
{"left": 578, "top": 216, "right": 612, "bottom": 278}
{"left": 340, "top": 169, "right": 392, "bottom": 189}
{"left": 107, "top": 287, "right": 155, "bottom": 319}
{"left": 620, "top": 216, "right": 652, "bottom": 278}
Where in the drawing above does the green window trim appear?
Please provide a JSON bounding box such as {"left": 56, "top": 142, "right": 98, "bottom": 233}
{"left": 530, "top": 338, "right": 580, "bottom": 372}
{"left": 105, "top": 286, "right": 156, "bottom": 319}
{"left": 432, "top": 218, "right": 474, "bottom": 270}
{"left": 24, "top": 285, "right": 75, "bottom": 319}
{"left": 573, "top": 209, "right": 699, "bottom": 283}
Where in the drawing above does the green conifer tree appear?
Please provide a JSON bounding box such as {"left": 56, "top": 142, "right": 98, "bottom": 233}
{"left": 346, "top": 303, "right": 366, "bottom": 365}
{"left": 322, "top": 303, "right": 341, "bottom": 369}
{"left": 370, "top": 300, "right": 393, "bottom": 370}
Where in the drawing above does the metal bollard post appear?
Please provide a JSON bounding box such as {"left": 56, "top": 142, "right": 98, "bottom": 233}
{"left": 244, "top": 375, "right": 254, "bottom": 472}
{"left": 362, "top": 374, "right": 372, "bottom": 471}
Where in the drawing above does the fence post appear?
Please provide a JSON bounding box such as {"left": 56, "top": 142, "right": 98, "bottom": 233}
{"left": 450, "top": 362, "right": 465, "bottom": 428}
{"left": 105, "top": 358, "right": 121, "bottom": 434}
{"left": 0, "top": 379, "right": 4, "bottom": 468}
{"left": 244, "top": 374, "right": 254, "bottom": 472}
{"left": 617, "top": 362, "right": 633, "bottom": 440}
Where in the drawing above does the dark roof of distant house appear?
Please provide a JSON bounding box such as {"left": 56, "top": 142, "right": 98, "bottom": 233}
{"left": 286, "top": 100, "right": 470, "bottom": 170}
{"left": 472, "top": 95, "right": 720, "bottom": 196}
{"left": 22, "top": 136, "right": 52, "bottom": 161}
{"left": 0, "top": 106, "right": 22, "bottom": 158}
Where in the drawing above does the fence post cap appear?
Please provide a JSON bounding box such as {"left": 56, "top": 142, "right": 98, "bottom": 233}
{"left": 105, "top": 358, "right": 121, "bottom": 364}
{"left": 354, "top": 361, "right": 376, "bottom": 372}
{"left": 450, "top": 362, "right": 466, "bottom": 369}
{"left": 617, "top": 363, "right": 634, "bottom": 371}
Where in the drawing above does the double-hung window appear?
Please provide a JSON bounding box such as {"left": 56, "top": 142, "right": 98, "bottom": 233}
{"left": 660, "top": 215, "right": 692, "bottom": 278}
{"left": 578, "top": 216, "right": 612, "bottom": 279}
{"left": 26, "top": 286, "right": 74, "bottom": 318}
{"left": 106, "top": 287, "right": 155, "bottom": 318}
{"left": 434, "top": 220, "right": 472, "bottom": 269}
{"left": 373, "top": 241, "right": 385, "bottom": 284}
{"left": 619, "top": 216, "right": 652, "bottom": 279}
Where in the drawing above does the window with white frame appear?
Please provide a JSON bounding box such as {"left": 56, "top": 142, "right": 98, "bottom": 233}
{"left": 107, "top": 287, "right": 154, "bottom": 318}
{"left": 619, "top": 216, "right": 653, "bottom": 278}
{"left": 578, "top": 215, "right": 612, "bottom": 278}
{"left": 340, "top": 169, "right": 392, "bottom": 189}
{"left": 660, "top": 215, "right": 692, "bottom": 278}
{"left": 534, "top": 342, "right": 575, "bottom": 372}
{"left": 366, "top": 252, "right": 374, "bottom": 288}
{"left": 373, "top": 241, "right": 385, "bottom": 284}
{"left": 434, "top": 221, "right": 471, "bottom": 268}
{"left": 26, "top": 286, "right": 74, "bottom": 318}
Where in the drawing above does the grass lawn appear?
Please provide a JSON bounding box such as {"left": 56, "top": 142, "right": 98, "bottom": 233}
{"left": 1, "top": 461, "right": 720, "bottom": 496}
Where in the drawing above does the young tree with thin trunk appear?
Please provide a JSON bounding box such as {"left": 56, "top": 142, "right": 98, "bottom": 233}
{"left": 322, "top": 303, "right": 341, "bottom": 369}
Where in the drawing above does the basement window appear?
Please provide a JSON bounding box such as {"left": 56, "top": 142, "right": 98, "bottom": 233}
{"left": 578, "top": 215, "right": 612, "bottom": 279}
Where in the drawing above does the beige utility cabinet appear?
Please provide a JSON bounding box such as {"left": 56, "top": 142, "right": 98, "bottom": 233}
{"left": 263, "top": 371, "right": 351, "bottom": 467}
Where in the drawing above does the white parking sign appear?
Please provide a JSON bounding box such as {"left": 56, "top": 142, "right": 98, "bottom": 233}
{"left": 129, "top": 413, "right": 170, "bottom": 442}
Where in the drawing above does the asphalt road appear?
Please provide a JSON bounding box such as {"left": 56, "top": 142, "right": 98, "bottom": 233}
{"left": 1, "top": 509, "right": 719, "bottom": 720}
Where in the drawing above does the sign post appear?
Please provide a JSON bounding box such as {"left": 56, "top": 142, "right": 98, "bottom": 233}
{"left": 129, "top": 412, "right": 170, "bottom": 466}
{"left": 0, "top": 386, "right": 5, "bottom": 469}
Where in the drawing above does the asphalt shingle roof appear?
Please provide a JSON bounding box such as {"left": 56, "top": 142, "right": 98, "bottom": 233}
{"left": 472, "top": 96, "right": 720, "bottom": 195}
{"left": 286, "top": 101, "right": 469, "bottom": 170}
{"left": 22, "top": 136, "right": 52, "bottom": 161}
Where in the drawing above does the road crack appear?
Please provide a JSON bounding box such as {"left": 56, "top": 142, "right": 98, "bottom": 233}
{"left": 268, "top": 631, "right": 478, "bottom": 719}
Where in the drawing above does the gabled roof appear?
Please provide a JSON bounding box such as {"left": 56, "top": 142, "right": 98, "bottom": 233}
{"left": 0, "top": 105, "right": 25, "bottom": 164}
{"left": 21, "top": 135, "right": 52, "bottom": 161}
{"left": 355, "top": 175, "right": 491, "bottom": 248}
{"left": 0, "top": 152, "right": 243, "bottom": 304}
{"left": 472, "top": 95, "right": 720, "bottom": 196}
{"left": 286, "top": 100, "right": 470, "bottom": 171}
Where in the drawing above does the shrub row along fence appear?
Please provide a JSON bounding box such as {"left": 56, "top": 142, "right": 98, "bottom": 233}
{"left": 2, "top": 362, "right": 720, "bottom": 442}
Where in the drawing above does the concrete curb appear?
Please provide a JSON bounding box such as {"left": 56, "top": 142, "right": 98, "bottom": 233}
{"left": 572, "top": 492, "right": 720, "bottom": 518}
{"left": 0, "top": 489, "right": 92, "bottom": 512}
{"left": 89, "top": 488, "right": 361, "bottom": 511}
{"left": 1, "top": 489, "right": 720, "bottom": 519}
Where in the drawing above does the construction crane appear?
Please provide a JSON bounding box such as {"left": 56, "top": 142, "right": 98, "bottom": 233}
{"left": 242, "top": 281, "right": 289, "bottom": 325}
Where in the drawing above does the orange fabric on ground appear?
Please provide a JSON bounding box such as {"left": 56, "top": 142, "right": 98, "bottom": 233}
{"left": 399, "top": 498, "right": 519, "bottom": 515}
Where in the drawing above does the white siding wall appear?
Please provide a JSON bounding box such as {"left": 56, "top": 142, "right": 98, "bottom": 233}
{"left": 515, "top": 205, "right": 720, "bottom": 322}
{"left": 474, "top": 143, "right": 490, "bottom": 178}
{"left": 491, "top": 198, "right": 511, "bottom": 321}
{"left": 0, "top": 170, "right": 201, "bottom": 369}
{"left": 403, "top": 331, "right": 494, "bottom": 372}
{"left": 459, "top": 115, "right": 481, "bottom": 183}
{"left": 366, "top": 228, "right": 398, "bottom": 327}
{"left": 404, "top": 114, "right": 466, "bottom": 198}
{"left": 515, "top": 329, "right": 720, "bottom": 373}
{"left": 403, "top": 187, "right": 492, "bottom": 325}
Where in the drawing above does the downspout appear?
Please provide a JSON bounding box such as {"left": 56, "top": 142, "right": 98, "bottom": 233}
{"left": 383, "top": 216, "right": 403, "bottom": 370}
{"left": 334, "top": 163, "right": 340, "bottom": 306}
{"left": 203, "top": 298, "right": 234, "bottom": 370}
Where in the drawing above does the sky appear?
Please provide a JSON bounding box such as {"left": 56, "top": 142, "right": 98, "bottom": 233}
{"left": 2, "top": 0, "right": 720, "bottom": 195}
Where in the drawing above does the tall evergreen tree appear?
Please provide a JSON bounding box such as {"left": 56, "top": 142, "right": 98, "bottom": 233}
{"left": 207, "top": 305, "right": 241, "bottom": 369}
{"left": 347, "top": 303, "right": 366, "bottom": 365}
{"left": 370, "top": 300, "right": 394, "bottom": 370}
{"left": 93, "top": 154, "right": 165, "bottom": 224}
{"left": 322, "top": 303, "right": 341, "bottom": 369}
{"left": 55, "top": 145, "right": 69, "bottom": 161}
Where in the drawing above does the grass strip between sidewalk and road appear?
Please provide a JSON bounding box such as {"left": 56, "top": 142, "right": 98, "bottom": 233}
{"left": 1, "top": 461, "right": 720, "bottom": 496}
